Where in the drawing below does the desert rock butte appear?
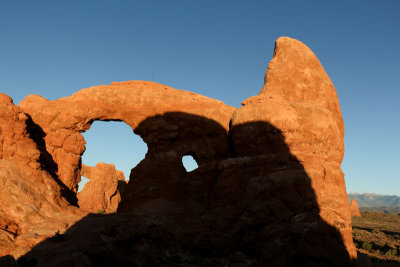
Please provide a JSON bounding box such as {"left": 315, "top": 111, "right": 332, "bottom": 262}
{"left": 0, "top": 37, "right": 356, "bottom": 266}
{"left": 351, "top": 199, "right": 362, "bottom": 217}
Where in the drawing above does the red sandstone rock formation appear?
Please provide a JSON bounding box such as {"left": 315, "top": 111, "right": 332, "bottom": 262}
{"left": 78, "top": 163, "right": 126, "bottom": 213}
{"left": 350, "top": 199, "right": 361, "bottom": 217}
{"left": 0, "top": 93, "right": 85, "bottom": 257}
{"left": 0, "top": 37, "right": 356, "bottom": 266}
{"left": 229, "top": 37, "right": 356, "bottom": 260}
{"left": 19, "top": 81, "right": 234, "bottom": 197}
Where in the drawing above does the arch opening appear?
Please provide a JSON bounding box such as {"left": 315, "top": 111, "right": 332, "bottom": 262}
{"left": 77, "top": 120, "right": 147, "bottom": 192}
{"left": 182, "top": 151, "right": 199, "bottom": 172}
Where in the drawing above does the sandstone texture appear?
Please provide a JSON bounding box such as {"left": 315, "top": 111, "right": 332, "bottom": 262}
{"left": 78, "top": 163, "right": 126, "bottom": 213}
{"left": 229, "top": 37, "right": 356, "bottom": 260}
{"left": 0, "top": 37, "right": 356, "bottom": 266}
{"left": 351, "top": 199, "right": 362, "bottom": 217}
{"left": 0, "top": 94, "right": 85, "bottom": 257}
{"left": 19, "top": 81, "right": 234, "bottom": 199}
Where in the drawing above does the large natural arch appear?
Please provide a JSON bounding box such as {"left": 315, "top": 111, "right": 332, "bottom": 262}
{"left": 18, "top": 81, "right": 235, "bottom": 197}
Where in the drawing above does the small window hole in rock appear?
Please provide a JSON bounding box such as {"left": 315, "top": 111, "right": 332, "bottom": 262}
{"left": 182, "top": 152, "right": 199, "bottom": 172}
{"left": 78, "top": 121, "right": 148, "bottom": 192}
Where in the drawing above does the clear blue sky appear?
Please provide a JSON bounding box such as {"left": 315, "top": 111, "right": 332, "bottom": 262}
{"left": 1, "top": 1, "right": 399, "bottom": 195}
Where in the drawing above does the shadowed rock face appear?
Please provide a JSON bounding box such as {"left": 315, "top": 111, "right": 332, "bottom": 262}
{"left": 233, "top": 37, "right": 355, "bottom": 258}
{"left": 0, "top": 37, "right": 356, "bottom": 265}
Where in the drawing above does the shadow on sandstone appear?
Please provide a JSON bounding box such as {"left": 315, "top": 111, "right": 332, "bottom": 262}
{"left": 15, "top": 112, "right": 352, "bottom": 266}
{"left": 24, "top": 115, "right": 79, "bottom": 206}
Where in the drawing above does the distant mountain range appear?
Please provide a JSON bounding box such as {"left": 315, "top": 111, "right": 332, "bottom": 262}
{"left": 348, "top": 193, "right": 400, "bottom": 207}
{"left": 359, "top": 206, "right": 400, "bottom": 214}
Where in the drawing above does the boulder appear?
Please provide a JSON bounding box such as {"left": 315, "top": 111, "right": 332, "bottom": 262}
{"left": 78, "top": 163, "right": 126, "bottom": 213}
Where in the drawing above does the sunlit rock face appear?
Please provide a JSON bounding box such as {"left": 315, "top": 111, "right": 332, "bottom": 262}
{"left": 77, "top": 163, "right": 127, "bottom": 213}
{"left": 0, "top": 37, "right": 355, "bottom": 266}
{"left": 350, "top": 199, "right": 361, "bottom": 217}
{"left": 229, "top": 37, "right": 356, "bottom": 260}
{"left": 0, "top": 93, "right": 85, "bottom": 257}
{"left": 18, "top": 81, "right": 234, "bottom": 198}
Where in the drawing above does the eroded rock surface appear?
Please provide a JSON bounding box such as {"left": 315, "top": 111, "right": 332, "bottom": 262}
{"left": 0, "top": 37, "right": 356, "bottom": 266}
{"left": 19, "top": 82, "right": 234, "bottom": 198}
{"left": 78, "top": 163, "right": 126, "bottom": 213}
{"left": 229, "top": 37, "right": 356, "bottom": 260}
{"left": 0, "top": 94, "right": 84, "bottom": 257}
{"left": 351, "top": 199, "right": 361, "bottom": 217}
